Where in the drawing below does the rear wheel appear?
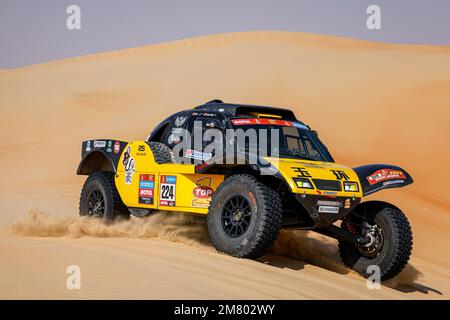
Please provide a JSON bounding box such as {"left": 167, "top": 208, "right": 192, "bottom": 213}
{"left": 79, "top": 171, "right": 130, "bottom": 222}
{"left": 207, "top": 174, "right": 282, "bottom": 259}
{"left": 338, "top": 207, "right": 413, "bottom": 281}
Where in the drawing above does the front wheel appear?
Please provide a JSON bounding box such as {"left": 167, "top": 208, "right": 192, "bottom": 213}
{"left": 79, "top": 171, "right": 130, "bottom": 222}
{"left": 207, "top": 174, "right": 282, "bottom": 259}
{"left": 338, "top": 206, "right": 413, "bottom": 281}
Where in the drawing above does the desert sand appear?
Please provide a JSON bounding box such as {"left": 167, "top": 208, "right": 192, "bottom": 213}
{"left": 0, "top": 31, "right": 449, "bottom": 299}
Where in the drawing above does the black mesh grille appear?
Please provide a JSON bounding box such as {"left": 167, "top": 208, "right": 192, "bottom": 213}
{"left": 312, "top": 179, "right": 342, "bottom": 191}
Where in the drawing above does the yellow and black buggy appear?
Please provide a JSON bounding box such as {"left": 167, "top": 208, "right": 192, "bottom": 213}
{"left": 77, "top": 100, "right": 413, "bottom": 281}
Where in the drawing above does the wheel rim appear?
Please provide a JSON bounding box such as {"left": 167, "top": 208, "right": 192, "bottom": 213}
{"left": 358, "top": 223, "right": 384, "bottom": 258}
{"left": 343, "top": 218, "right": 384, "bottom": 258}
{"left": 87, "top": 189, "right": 105, "bottom": 217}
{"left": 221, "top": 194, "right": 253, "bottom": 238}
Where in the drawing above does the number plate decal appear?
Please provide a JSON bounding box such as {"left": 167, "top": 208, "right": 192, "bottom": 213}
{"left": 159, "top": 175, "right": 176, "bottom": 206}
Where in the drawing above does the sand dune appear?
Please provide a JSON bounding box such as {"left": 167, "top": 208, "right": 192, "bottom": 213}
{"left": 0, "top": 31, "right": 449, "bottom": 299}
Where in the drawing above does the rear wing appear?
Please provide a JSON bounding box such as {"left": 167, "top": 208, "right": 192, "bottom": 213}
{"left": 77, "top": 139, "right": 127, "bottom": 175}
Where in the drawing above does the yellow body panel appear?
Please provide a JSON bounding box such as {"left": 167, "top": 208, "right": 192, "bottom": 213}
{"left": 115, "top": 141, "right": 362, "bottom": 214}
{"left": 115, "top": 141, "right": 224, "bottom": 214}
{"left": 266, "top": 157, "right": 363, "bottom": 198}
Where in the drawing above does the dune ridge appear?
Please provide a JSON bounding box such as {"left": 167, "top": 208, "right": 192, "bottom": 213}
{"left": 3, "top": 31, "right": 450, "bottom": 73}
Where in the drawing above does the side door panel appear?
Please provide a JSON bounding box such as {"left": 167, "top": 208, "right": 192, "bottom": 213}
{"left": 116, "top": 141, "right": 225, "bottom": 213}
{"left": 156, "top": 173, "right": 224, "bottom": 213}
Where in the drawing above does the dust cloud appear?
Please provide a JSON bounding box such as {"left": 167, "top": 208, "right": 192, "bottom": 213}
{"left": 7, "top": 208, "right": 211, "bottom": 249}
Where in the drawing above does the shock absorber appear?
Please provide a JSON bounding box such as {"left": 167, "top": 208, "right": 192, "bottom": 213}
{"left": 342, "top": 218, "right": 359, "bottom": 235}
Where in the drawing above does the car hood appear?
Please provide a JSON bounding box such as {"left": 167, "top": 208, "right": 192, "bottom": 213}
{"left": 264, "top": 157, "right": 363, "bottom": 197}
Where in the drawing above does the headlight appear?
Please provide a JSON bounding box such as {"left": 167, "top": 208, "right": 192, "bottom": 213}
{"left": 343, "top": 181, "right": 359, "bottom": 192}
{"left": 293, "top": 178, "right": 314, "bottom": 189}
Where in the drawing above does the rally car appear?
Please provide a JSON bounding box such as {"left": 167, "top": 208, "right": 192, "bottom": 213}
{"left": 77, "top": 99, "right": 413, "bottom": 280}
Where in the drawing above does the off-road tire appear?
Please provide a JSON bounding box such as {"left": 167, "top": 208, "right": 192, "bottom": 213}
{"left": 148, "top": 142, "right": 173, "bottom": 164}
{"left": 338, "top": 207, "right": 413, "bottom": 281}
{"left": 207, "top": 174, "right": 282, "bottom": 259}
{"left": 79, "top": 171, "right": 130, "bottom": 222}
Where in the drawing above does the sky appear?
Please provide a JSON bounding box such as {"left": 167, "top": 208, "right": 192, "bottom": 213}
{"left": 0, "top": 0, "right": 449, "bottom": 68}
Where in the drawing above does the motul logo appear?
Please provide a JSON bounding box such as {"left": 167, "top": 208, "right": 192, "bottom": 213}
{"left": 139, "top": 189, "right": 153, "bottom": 197}
{"left": 231, "top": 119, "right": 252, "bottom": 125}
{"left": 193, "top": 186, "right": 214, "bottom": 198}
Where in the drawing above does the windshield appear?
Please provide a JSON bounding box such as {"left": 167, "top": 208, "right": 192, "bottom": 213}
{"left": 231, "top": 122, "right": 333, "bottom": 162}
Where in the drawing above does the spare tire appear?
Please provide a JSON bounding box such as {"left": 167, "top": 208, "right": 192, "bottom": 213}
{"left": 148, "top": 142, "right": 173, "bottom": 164}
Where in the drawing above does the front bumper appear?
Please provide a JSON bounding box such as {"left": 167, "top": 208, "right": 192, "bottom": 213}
{"left": 295, "top": 194, "right": 361, "bottom": 227}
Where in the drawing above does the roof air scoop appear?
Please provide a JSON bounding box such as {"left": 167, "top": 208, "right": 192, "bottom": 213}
{"left": 204, "top": 99, "right": 223, "bottom": 104}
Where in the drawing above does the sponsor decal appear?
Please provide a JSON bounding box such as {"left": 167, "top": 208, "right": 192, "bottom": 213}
{"left": 331, "top": 170, "right": 350, "bottom": 181}
{"left": 367, "top": 169, "right": 406, "bottom": 185}
{"left": 175, "top": 116, "right": 187, "bottom": 127}
{"left": 160, "top": 175, "right": 176, "bottom": 206}
{"left": 137, "top": 144, "right": 146, "bottom": 156}
{"left": 191, "top": 177, "right": 214, "bottom": 208}
{"left": 317, "top": 200, "right": 341, "bottom": 207}
{"left": 122, "top": 146, "right": 135, "bottom": 184}
{"left": 113, "top": 141, "right": 121, "bottom": 154}
{"left": 192, "top": 198, "right": 211, "bottom": 208}
{"left": 192, "top": 112, "right": 217, "bottom": 117}
{"left": 85, "top": 141, "right": 91, "bottom": 152}
{"left": 139, "top": 180, "right": 154, "bottom": 189}
{"left": 296, "top": 161, "right": 324, "bottom": 168}
{"left": 185, "top": 149, "right": 212, "bottom": 161}
{"left": 231, "top": 118, "right": 308, "bottom": 129}
{"left": 231, "top": 118, "right": 253, "bottom": 125}
{"left": 138, "top": 174, "right": 154, "bottom": 205}
{"left": 344, "top": 199, "right": 351, "bottom": 209}
{"left": 292, "top": 167, "right": 312, "bottom": 178}
{"left": 193, "top": 186, "right": 214, "bottom": 198}
{"left": 382, "top": 179, "right": 405, "bottom": 186}
{"left": 318, "top": 206, "right": 339, "bottom": 214}
{"left": 94, "top": 140, "right": 106, "bottom": 148}
{"left": 139, "top": 189, "right": 153, "bottom": 196}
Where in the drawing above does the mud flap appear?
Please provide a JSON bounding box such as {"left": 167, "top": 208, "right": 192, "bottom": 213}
{"left": 353, "top": 164, "right": 413, "bottom": 196}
